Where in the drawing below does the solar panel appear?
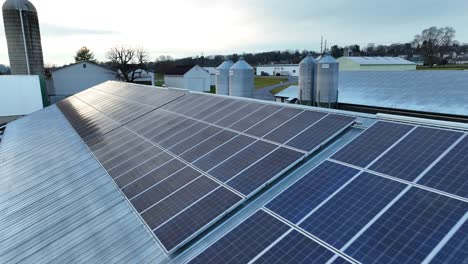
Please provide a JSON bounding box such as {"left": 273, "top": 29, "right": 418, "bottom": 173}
{"left": 129, "top": 167, "right": 201, "bottom": 213}
{"left": 56, "top": 83, "right": 361, "bottom": 256}
{"left": 266, "top": 161, "right": 360, "bottom": 223}
{"left": 226, "top": 147, "right": 304, "bottom": 196}
{"left": 263, "top": 111, "right": 327, "bottom": 144}
{"left": 188, "top": 210, "right": 290, "bottom": 264}
{"left": 254, "top": 230, "right": 336, "bottom": 264}
{"left": 207, "top": 141, "right": 277, "bottom": 182}
{"left": 191, "top": 99, "right": 235, "bottom": 120}
{"left": 202, "top": 100, "right": 250, "bottom": 123}
{"left": 417, "top": 136, "right": 468, "bottom": 198}
{"left": 299, "top": 173, "right": 407, "bottom": 249}
{"left": 169, "top": 126, "right": 223, "bottom": 155}
{"left": 180, "top": 130, "right": 238, "bottom": 162}
{"left": 140, "top": 176, "right": 219, "bottom": 230}
{"left": 154, "top": 187, "right": 242, "bottom": 253}
{"left": 344, "top": 188, "right": 468, "bottom": 264}
{"left": 245, "top": 108, "right": 303, "bottom": 138}
{"left": 215, "top": 103, "right": 264, "bottom": 127}
{"left": 285, "top": 114, "right": 355, "bottom": 152}
{"left": 228, "top": 105, "right": 282, "bottom": 132}
{"left": 369, "top": 127, "right": 463, "bottom": 181}
{"left": 331, "top": 121, "right": 414, "bottom": 167}
{"left": 429, "top": 221, "right": 468, "bottom": 264}
{"left": 122, "top": 158, "right": 187, "bottom": 199}
{"left": 193, "top": 135, "right": 256, "bottom": 172}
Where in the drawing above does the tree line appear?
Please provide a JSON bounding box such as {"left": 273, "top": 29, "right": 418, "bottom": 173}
{"left": 70, "top": 26, "right": 467, "bottom": 80}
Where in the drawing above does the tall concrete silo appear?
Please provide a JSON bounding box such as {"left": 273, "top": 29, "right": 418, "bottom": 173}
{"left": 298, "top": 54, "right": 316, "bottom": 106}
{"left": 229, "top": 57, "right": 254, "bottom": 98}
{"left": 2, "top": 0, "right": 45, "bottom": 75}
{"left": 315, "top": 55, "right": 339, "bottom": 108}
{"left": 215, "top": 59, "right": 234, "bottom": 95}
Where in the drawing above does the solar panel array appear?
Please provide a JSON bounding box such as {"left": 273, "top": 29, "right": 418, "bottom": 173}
{"left": 56, "top": 81, "right": 355, "bottom": 254}
{"left": 189, "top": 121, "right": 468, "bottom": 264}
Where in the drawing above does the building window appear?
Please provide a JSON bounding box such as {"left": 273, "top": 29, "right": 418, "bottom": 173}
{"left": 83, "top": 64, "right": 87, "bottom": 69}
{"left": 293, "top": 70, "right": 296, "bottom": 73}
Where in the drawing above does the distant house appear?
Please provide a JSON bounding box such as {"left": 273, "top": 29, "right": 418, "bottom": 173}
{"left": 47, "top": 62, "right": 118, "bottom": 103}
{"left": 337, "top": 57, "right": 416, "bottom": 71}
{"left": 256, "top": 64, "right": 299, "bottom": 76}
{"left": 164, "top": 65, "right": 210, "bottom": 92}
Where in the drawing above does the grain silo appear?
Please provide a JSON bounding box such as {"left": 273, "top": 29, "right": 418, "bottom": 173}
{"left": 2, "top": 0, "right": 45, "bottom": 75}
{"left": 229, "top": 57, "right": 254, "bottom": 98}
{"left": 215, "top": 59, "right": 234, "bottom": 95}
{"left": 315, "top": 55, "right": 339, "bottom": 108}
{"left": 298, "top": 54, "right": 316, "bottom": 106}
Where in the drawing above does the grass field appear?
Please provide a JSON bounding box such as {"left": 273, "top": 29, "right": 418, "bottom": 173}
{"left": 417, "top": 65, "right": 468, "bottom": 70}
{"left": 270, "top": 82, "right": 298, "bottom": 95}
{"left": 254, "top": 76, "right": 288, "bottom": 89}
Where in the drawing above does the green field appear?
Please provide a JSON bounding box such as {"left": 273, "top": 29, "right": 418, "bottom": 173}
{"left": 254, "top": 76, "right": 288, "bottom": 89}
{"left": 270, "top": 82, "right": 298, "bottom": 95}
{"left": 417, "top": 65, "right": 468, "bottom": 70}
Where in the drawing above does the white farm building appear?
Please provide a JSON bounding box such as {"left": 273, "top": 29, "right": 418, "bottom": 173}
{"left": 164, "top": 65, "right": 211, "bottom": 92}
{"left": 256, "top": 64, "right": 299, "bottom": 76}
{"left": 47, "top": 62, "right": 118, "bottom": 103}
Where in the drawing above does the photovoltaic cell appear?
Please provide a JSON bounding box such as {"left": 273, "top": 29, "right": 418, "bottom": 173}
{"left": 130, "top": 166, "right": 201, "bottom": 213}
{"left": 191, "top": 99, "right": 234, "bottom": 120}
{"left": 254, "top": 230, "right": 335, "bottom": 264}
{"left": 106, "top": 146, "right": 164, "bottom": 179}
{"left": 159, "top": 122, "right": 208, "bottom": 149}
{"left": 193, "top": 135, "right": 256, "bottom": 172}
{"left": 369, "top": 127, "right": 463, "bottom": 181}
{"left": 169, "top": 126, "right": 223, "bottom": 155}
{"left": 183, "top": 97, "right": 225, "bottom": 118}
{"left": 140, "top": 115, "right": 186, "bottom": 139}
{"left": 96, "top": 137, "right": 146, "bottom": 164}
{"left": 299, "top": 173, "right": 407, "bottom": 249}
{"left": 264, "top": 111, "right": 327, "bottom": 144}
{"left": 208, "top": 141, "right": 277, "bottom": 182}
{"left": 140, "top": 176, "right": 219, "bottom": 230}
{"left": 331, "top": 121, "right": 414, "bottom": 167}
{"left": 114, "top": 152, "right": 173, "bottom": 187}
{"left": 286, "top": 114, "right": 355, "bottom": 152}
{"left": 345, "top": 188, "right": 468, "bottom": 264}
{"left": 202, "top": 100, "right": 250, "bottom": 123}
{"left": 188, "top": 210, "right": 290, "bottom": 264}
{"left": 266, "top": 161, "right": 360, "bottom": 224}
{"left": 245, "top": 108, "right": 303, "bottom": 138}
{"left": 215, "top": 103, "right": 264, "bottom": 128}
{"left": 148, "top": 119, "right": 197, "bottom": 143}
{"left": 154, "top": 187, "right": 242, "bottom": 253}
{"left": 429, "top": 221, "right": 468, "bottom": 264}
{"left": 101, "top": 142, "right": 152, "bottom": 171}
{"left": 229, "top": 105, "right": 281, "bottom": 132}
{"left": 122, "top": 159, "right": 186, "bottom": 199}
{"left": 180, "top": 130, "right": 238, "bottom": 162}
{"left": 418, "top": 136, "right": 468, "bottom": 198}
{"left": 227, "top": 147, "right": 304, "bottom": 196}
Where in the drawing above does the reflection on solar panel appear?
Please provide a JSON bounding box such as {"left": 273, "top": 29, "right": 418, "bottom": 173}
{"left": 58, "top": 81, "right": 354, "bottom": 254}
{"left": 191, "top": 120, "right": 468, "bottom": 263}
{"left": 188, "top": 210, "right": 290, "bottom": 264}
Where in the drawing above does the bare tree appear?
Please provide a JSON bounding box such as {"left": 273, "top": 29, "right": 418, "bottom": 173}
{"left": 106, "top": 46, "right": 150, "bottom": 82}
{"left": 413, "top": 26, "right": 456, "bottom": 66}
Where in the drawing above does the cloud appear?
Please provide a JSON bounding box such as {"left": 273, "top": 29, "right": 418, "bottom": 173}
{"left": 40, "top": 24, "right": 118, "bottom": 36}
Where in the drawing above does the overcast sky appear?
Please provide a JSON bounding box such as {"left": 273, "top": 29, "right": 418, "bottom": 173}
{"left": 1, "top": 0, "right": 467, "bottom": 66}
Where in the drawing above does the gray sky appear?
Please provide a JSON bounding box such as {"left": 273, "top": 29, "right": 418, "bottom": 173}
{"left": 1, "top": 0, "right": 467, "bottom": 66}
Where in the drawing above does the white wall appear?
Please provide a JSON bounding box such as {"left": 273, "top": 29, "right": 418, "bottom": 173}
{"left": 256, "top": 65, "right": 299, "bottom": 76}
{"left": 51, "top": 62, "right": 118, "bottom": 96}
{"left": 164, "top": 75, "right": 185, "bottom": 88}
{"left": 0, "top": 75, "right": 43, "bottom": 116}
{"left": 185, "top": 66, "right": 210, "bottom": 92}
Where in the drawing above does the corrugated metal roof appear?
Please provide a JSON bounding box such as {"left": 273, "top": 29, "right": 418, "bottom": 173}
{"left": 339, "top": 70, "right": 468, "bottom": 116}
{"left": 340, "top": 56, "right": 416, "bottom": 65}
{"left": 0, "top": 106, "right": 166, "bottom": 264}
{"left": 274, "top": 71, "right": 468, "bottom": 117}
